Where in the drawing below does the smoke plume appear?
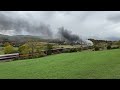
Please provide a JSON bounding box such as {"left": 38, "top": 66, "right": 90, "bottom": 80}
{"left": 58, "top": 27, "right": 82, "bottom": 43}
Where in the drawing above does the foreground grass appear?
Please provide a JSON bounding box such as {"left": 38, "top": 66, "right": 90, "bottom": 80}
{"left": 0, "top": 49, "right": 120, "bottom": 79}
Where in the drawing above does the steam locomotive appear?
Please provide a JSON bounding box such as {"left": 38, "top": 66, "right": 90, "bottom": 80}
{"left": 0, "top": 47, "right": 83, "bottom": 61}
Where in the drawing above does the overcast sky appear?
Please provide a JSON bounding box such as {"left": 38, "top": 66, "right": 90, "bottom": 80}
{"left": 0, "top": 11, "right": 120, "bottom": 40}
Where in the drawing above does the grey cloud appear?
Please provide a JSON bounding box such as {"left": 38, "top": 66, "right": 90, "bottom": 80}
{"left": 0, "top": 11, "right": 120, "bottom": 41}
{"left": 107, "top": 14, "right": 120, "bottom": 23}
{"left": 79, "top": 11, "right": 97, "bottom": 22}
{"left": 0, "top": 11, "right": 53, "bottom": 38}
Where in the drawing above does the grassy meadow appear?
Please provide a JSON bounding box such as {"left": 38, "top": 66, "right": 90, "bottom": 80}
{"left": 0, "top": 49, "right": 120, "bottom": 79}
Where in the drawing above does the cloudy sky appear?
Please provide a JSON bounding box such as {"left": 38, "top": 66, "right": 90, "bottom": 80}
{"left": 0, "top": 11, "right": 120, "bottom": 40}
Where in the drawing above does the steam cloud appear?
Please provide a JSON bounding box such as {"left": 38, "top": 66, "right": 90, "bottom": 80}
{"left": 0, "top": 11, "right": 53, "bottom": 38}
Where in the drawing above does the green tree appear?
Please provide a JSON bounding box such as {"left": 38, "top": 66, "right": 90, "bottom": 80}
{"left": 4, "top": 42, "right": 11, "bottom": 47}
{"left": 26, "top": 39, "right": 38, "bottom": 56}
{"left": 4, "top": 45, "right": 15, "bottom": 54}
{"left": 18, "top": 44, "right": 31, "bottom": 54}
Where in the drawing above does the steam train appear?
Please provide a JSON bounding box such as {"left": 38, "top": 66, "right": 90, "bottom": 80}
{"left": 0, "top": 47, "right": 84, "bottom": 61}
{"left": 0, "top": 53, "right": 19, "bottom": 61}
{"left": 0, "top": 49, "right": 64, "bottom": 61}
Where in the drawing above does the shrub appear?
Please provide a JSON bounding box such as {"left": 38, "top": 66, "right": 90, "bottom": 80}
{"left": 76, "top": 48, "right": 81, "bottom": 52}
{"left": 39, "top": 52, "right": 46, "bottom": 57}
{"left": 70, "top": 48, "right": 77, "bottom": 53}
{"left": 4, "top": 45, "right": 15, "bottom": 54}
{"left": 62, "top": 48, "right": 71, "bottom": 53}
{"left": 74, "top": 48, "right": 78, "bottom": 52}
{"left": 82, "top": 47, "right": 88, "bottom": 50}
{"left": 111, "top": 46, "right": 119, "bottom": 49}
{"left": 94, "top": 46, "right": 100, "bottom": 51}
{"left": 46, "top": 50, "right": 52, "bottom": 55}
{"left": 88, "top": 46, "right": 94, "bottom": 49}
{"left": 18, "top": 44, "right": 30, "bottom": 54}
{"left": 52, "top": 49, "right": 61, "bottom": 54}
{"left": 107, "top": 45, "right": 111, "bottom": 50}
{"left": 46, "top": 44, "right": 53, "bottom": 50}
{"left": 4, "top": 42, "right": 11, "bottom": 47}
{"left": 45, "top": 44, "right": 53, "bottom": 55}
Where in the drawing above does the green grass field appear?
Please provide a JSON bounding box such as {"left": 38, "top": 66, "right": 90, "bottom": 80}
{"left": 0, "top": 49, "right": 120, "bottom": 79}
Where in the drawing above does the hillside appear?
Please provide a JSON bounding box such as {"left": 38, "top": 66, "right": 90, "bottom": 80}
{"left": 0, "top": 34, "right": 42, "bottom": 41}
{"left": 0, "top": 49, "right": 120, "bottom": 79}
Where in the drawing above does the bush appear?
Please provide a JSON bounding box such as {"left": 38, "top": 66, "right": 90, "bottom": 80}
{"left": 88, "top": 46, "right": 94, "bottom": 49}
{"left": 76, "top": 48, "right": 81, "bottom": 52}
{"left": 39, "top": 52, "right": 46, "bottom": 57}
{"left": 34, "top": 52, "right": 46, "bottom": 58}
{"left": 70, "top": 48, "right": 77, "bottom": 53}
{"left": 82, "top": 47, "right": 88, "bottom": 50}
{"left": 18, "top": 44, "right": 30, "bottom": 54}
{"left": 94, "top": 46, "right": 100, "bottom": 51}
{"left": 46, "top": 44, "right": 53, "bottom": 50}
{"left": 4, "top": 42, "right": 11, "bottom": 47}
{"left": 4, "top": 45, "right": 15, "bottom": 54}
{"left": 45, "top": 44, "right": 53, "bottom": 55}
{"left": 62, "top": 48, "right": 71, "bottom": 53}
{"left": 111, "top": 46, "right": 119, "bottom": 49}
{"left": 52, "top": 49, "right": 61, "bottom": 54}
{"left": 46, "top": 50, "right": 52, "bottom": 55}
{"left": 107, "top": 45, "right": 111, "bottom": 50}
